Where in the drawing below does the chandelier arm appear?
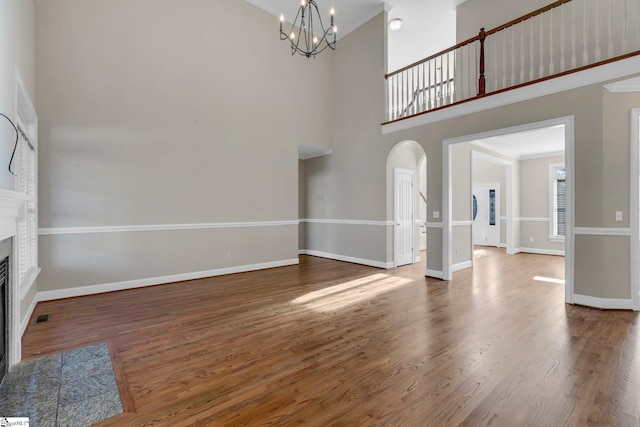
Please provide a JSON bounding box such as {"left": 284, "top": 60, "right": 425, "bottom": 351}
{"left": 280, "top": 0, "right": 335, "bottom": 59}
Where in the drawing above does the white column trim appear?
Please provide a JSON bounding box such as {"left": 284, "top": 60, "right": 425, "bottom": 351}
{"left": 630, "top": 108, "right": 640, "bottom": 311}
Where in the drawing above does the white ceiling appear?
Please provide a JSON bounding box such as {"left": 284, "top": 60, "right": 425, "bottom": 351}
{"left": 246, "top": 0, "right": 466, "bottom": 71}
{"left": 470, "top": 125, "right": 565, "bottom": 160}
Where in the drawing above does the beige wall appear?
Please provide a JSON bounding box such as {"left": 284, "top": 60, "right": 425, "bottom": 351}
{"left": 303, "top": 13, "right": 390, "bottom": 265}
{"left": 383, "top": 77, "right": 636, "bottom": 296}
{"left": 35, "top": 0, "right": 333, "bottom": 290}
{"left": 32, "top": 0, "right": 640, "bottom": 304}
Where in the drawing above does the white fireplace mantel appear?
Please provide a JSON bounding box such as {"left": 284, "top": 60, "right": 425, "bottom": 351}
{"left": 0, "top": 187, "right": 33, "bottom": 367}
{"left": 0, "top": 188, "right": 29, "bottom": 241}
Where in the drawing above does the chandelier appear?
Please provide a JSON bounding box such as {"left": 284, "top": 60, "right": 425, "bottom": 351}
{"left": 279, "top": 0, "right": 336, "bottom": 59}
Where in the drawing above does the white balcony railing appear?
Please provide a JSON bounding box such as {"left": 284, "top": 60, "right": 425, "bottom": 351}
{"left": 385, "top": 0, "right": 640, "bottom": 123}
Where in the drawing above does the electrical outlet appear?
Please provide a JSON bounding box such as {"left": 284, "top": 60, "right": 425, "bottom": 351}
{"left": 529, "top": 237, "right": 534, "bottom": 243}
{"left": 433, "top": 211, "right": 440, "bottom": 219}
{"left": 616, "top": 211, "right": 623, "bottom": 222}
{"left": 455, "top": 248, "right": 459, "bottom": 255}
{"left": 226, "top": 250, "right": 232, "bottom": 258}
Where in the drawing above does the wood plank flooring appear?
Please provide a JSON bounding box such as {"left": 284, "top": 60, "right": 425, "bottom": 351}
{"left": 21, "top": 248, "right": 640, "bottom": 426}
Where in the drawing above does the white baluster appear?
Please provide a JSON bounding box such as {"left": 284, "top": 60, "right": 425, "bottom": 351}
{"left": 466, "top": 44, "right": 471, "bottom": 98}
{"left": 583, "top": 0, "right": 589, "bottom": 66}
{"left": 571, "top": 0, "right": 577, "bottom": 68}
{"left": 502, "top": 30, "right": 507, "bottom": 88}
{"left": 388, "top": 78, "right": 392, "bottom": 120}
{"left": 442, "top": 54, "right": 448, "bottom": 105}
{"left": 404, "top": 70, "right": 409, "bottom": 115}
{"left": 439, "top": 57, "right": 443, "bottom": 106}
{"left": 426, "top": 59, "right": 431, "bottom": 110}
{"left": 400, "top": 72, "right": 404, "bottom": 117}
{"left": 560, "top": 4, "right": 566, "bottom": 72}
{"left": 421, "top": 63, "right": 425, "bottom": 112}
{"left": 621, "top": 0, "right": 628, "bottom": 52}
{"left": 607, "top": 0, "right": 614, "bottom": 58}
{"left": 511, "top": 27, "right": 516, "bottom": 86}
{"left": 410, "top": 67, "right": 415, "bottom": 115}
{"left": 493, "top": 35, "right": 498, "bottom": 90}
{"left": 595, "top": 0, "right": 602, "bottom": 61}
{"left": 520, "top": 24, "right": 525, "bottom": 83}
{"left": 530, "top": 18, "right": 535, "bottom": 80}
{"left": 539, "top": 14, "right": 545, "bottom": 78}
{"left": 549, "top": 9, "right": 555, "bottom": 75}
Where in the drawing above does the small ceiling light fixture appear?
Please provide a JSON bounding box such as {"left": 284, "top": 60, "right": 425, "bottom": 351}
{"left": 389, "top": 18, "right": 403, "bottom": 31}
{"left": 280, "top": 0, "right": 337, "bottom": 59}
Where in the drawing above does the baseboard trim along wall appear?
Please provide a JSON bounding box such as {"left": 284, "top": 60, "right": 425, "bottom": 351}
{"left": 39, "top": 220, "right": 300, "bottom": 235}
{"left": 426, "top": 269, "right": 445, "bottom": 279}
{"left": 36, "top": 258, "right": 300, "bottom": 303}
{"left": 452, "top": 261, "right": 473, "bottom": 272}
{"left": 299, "top": 249, "right": 393, "bottom": 269}
{"left": 515, "top": 247, "right": 565, "bottom": 256}
{"left": 573, "top": 294, "right": 634, "bottom": 310}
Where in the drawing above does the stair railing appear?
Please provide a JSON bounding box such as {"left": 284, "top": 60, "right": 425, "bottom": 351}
{"left": 385, "top": 0, "right": 640, "bottom": 124}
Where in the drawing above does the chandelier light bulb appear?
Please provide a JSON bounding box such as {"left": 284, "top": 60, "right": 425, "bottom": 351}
{"left": 290, "top": 32, "right": 295, "bottom": 39}
{"left": 301, "top": 0, "right": 305, "bottom": 5}
{"left": 330, "top": 7, "right": 335, "bottom": 15}
{"left": 314, "top": 36, "right": 318, "bottom": 45}
{"left": 280, "top": 14, "right": 285, "bottom": 22}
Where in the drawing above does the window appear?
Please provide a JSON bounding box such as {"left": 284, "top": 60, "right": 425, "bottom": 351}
{"left": 550, "top": 164, "right": 566, "bottom": 240}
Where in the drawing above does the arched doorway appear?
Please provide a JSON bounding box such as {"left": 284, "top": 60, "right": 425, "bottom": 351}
{"left": 387, "top": 140, "right": 427, "bottom": 268}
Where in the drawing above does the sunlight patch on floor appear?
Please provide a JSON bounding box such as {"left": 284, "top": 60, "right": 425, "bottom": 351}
{"left": 292, "top": 273, "right": 412, "bottom": 312}
{"left": 533, "top": 276, "right": 565, "bottom": 285}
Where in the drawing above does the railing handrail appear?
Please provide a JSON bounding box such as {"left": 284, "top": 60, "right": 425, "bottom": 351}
{"left": 485, "top": 0, "right": 573, "bottom": 36}
{"left": 385, "top": 33, "right": 481, "bottom": 79}
{"left": 384, "top": 0, "right": 640, "bottom": 124}
{"left": 387, "top": 0, "right": 574, "bottom": 79}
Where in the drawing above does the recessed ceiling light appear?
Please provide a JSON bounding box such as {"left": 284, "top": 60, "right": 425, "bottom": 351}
{"left": 389, "top": 18, "right": 403, "bottom": 31}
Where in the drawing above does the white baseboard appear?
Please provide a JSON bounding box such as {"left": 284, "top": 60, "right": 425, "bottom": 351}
{"left": 299, "top": 249, "right": 393, "bottom": 269}
{"left": 573, "top": 294, "right": 634, "bottom": 310}
{"left": 426, "top": 269, "right": 445, "bottom": 279}
{"left": 515, "top": 247, "right": 565, "bottom": 256}
{"left": 452, "top": 260, "right": 473, "bottom": 272}
{"left": 498, "top": 243, "right": 507, "bottom": 248}
{"left": 36, "top": 258, "right": 300, "bottom": 303}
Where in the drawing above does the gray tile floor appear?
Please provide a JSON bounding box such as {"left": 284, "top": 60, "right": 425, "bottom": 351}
{"left": 0, "top": 342, "right": 123, "bottom": 427}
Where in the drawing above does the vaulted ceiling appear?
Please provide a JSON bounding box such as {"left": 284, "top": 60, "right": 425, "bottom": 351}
{"left": 246, "top": 0, "right": 467, "bottom": 71}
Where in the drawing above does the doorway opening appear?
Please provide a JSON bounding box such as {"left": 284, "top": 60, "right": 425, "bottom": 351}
{"left": 387, "top": 141, "right": 427, "bottom": 268}
{"left": 444, "top": 116, "right": 574, "bottom": 304}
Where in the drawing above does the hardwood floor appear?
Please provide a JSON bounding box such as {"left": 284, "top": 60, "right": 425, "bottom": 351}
{"left": 21, "top": 248, "right": 640, "bottom": 426}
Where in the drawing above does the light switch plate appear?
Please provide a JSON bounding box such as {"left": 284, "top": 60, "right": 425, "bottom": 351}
{"left": 616, "top": 211, "right": 623, "bottom": 221}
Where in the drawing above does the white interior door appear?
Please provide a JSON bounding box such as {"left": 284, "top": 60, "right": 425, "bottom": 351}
{"left": 472, "top": 184, "right": 500, "bottom": 247}
{"left": 395, "top": 168, "right": 415, "bottom": 266}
